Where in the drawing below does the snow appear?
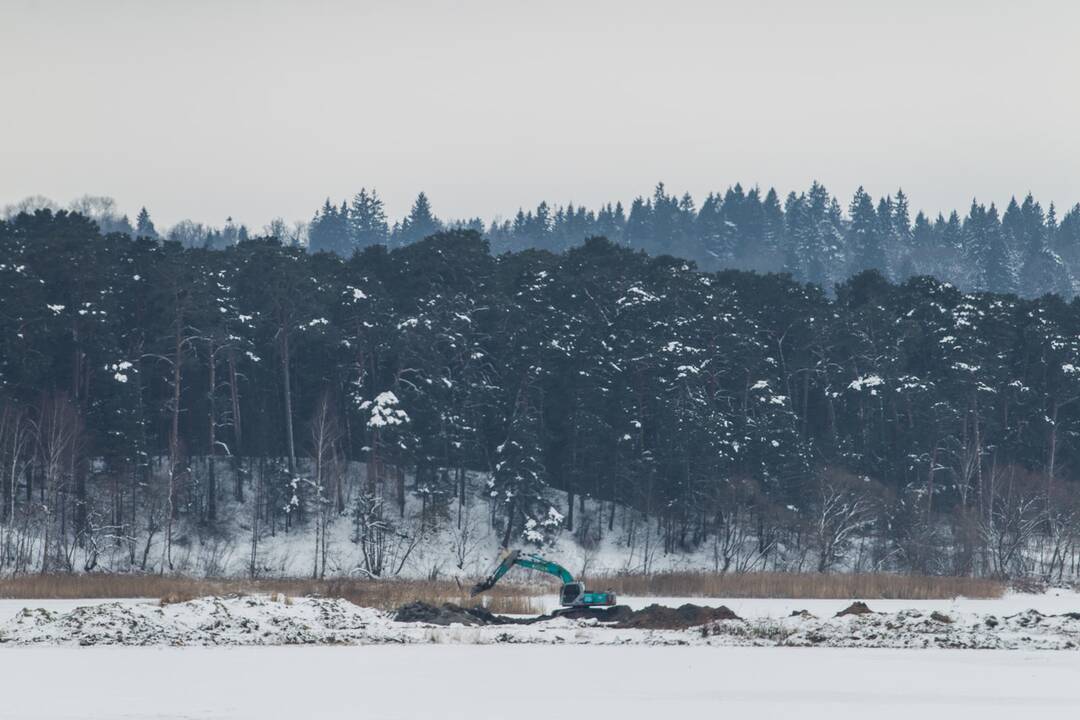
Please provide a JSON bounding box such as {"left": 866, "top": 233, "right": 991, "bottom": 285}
{"left": 0, "top": 598, "right": 150, "bottom": 619}
{"left": 1, "top": 592, "right": 1078, "bottom": 650}
{"left": 361, "top": 390, "right": 409, "bottom": 428}
{"left": 0, "top": 645, "right": 1077, "bottom": 720}
{"left": 848, "top": 375, "right": 883, "bottom": 391}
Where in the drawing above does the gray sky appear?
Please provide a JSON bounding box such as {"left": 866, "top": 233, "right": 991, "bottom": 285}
{"left": 2, "top": 0, "right": 1078, "bottom": 230}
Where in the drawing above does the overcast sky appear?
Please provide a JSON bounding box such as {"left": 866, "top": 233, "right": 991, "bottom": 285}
{"left": 2, "top": 0, "right": 1078, "bottom": 231}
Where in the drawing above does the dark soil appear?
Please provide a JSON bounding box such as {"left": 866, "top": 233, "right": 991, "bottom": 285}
{"left": 392, "top": 601, "right": 742, "bottom": 629}
{"left": 614, "top": 603, "right": 741, "bottom": 629}
{"left": 392, "top": 602, "right": 524, "bottom": 626}
{"left": 835, "top": 601, "right": 874, "bottom": 617}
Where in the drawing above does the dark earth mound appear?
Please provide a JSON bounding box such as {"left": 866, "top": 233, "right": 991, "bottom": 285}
{"left": 614, "top": 603, "right": 741, "bottom": 629}
{"left": 392, "top": 601, "right": 741, "bottom": 629}
{"left": 835, "top": 601, "right": 874, "bottom": 617}
{"left": 392, "top": 602, "right": 521, "bottom": 626}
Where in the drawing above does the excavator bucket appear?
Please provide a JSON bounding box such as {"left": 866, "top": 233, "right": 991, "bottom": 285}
{"left": 469, "top": 577, "right": 494, "bottom": 596}
{"left": 470, "top": 549, "right": 520, "bottom": 596}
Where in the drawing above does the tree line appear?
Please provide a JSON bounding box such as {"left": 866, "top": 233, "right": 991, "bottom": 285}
{"left": 1, "top": 210, "right": 1079, "bottom": 578}
{"left": 9, "top": 182, "right": 1080, "bottom": 299}
{"left": 306, "top": 183, "right": 1080, "bottom": 299}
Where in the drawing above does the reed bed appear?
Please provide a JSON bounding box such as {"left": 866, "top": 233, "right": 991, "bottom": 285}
{"left": 0, "top": 574, "right": 545, "bottom": 614}
{"left": 0, "top": 570, "right": 1005, "bottom": 612}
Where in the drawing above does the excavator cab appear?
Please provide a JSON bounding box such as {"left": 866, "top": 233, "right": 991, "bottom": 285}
{"left": 560, "top": 582, "right": 585, "bottom": 606}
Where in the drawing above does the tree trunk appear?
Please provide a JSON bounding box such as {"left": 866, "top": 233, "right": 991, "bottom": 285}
{"left": 501, "top": 499, "right": 514, "bottom": 548}
{"left": 228, "top": 348, "right": 244, "bottom": 502}
{"left": 281, "top": 328, "right": 297, "bottom": 477}
{"left": 207, "top": 339, "right": 217, "bottom": 523}
{"left": 164, "top": 316, "right": 183, "bottom": 573}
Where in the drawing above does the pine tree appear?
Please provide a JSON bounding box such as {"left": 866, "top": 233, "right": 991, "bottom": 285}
{"left": 1019, "top": 196, "right": 1072, "bottom": 297}
{"left": 876, "top": 195, "right": 896, "bottom": 279}
{"left": 308, "top": 199, "right": 351, "bottom": 255}
{"left": 846, "top": 187, "right": 885, "bottom": 277}
{"left": 759, "top": 187, "right": 785, "bottom": 272}
{"left": 396, "top": 192, "right": 442, "bottom": 246}
{"left": 135, "top": 207, "right": 158, "bottom": 239}
{"left": 348, "top": 188, "right": 389, "bottom": 249}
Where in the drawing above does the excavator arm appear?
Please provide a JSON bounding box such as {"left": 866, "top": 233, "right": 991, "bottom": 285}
{"left": 470, "top": 549, "right": 574, "bottom": 595}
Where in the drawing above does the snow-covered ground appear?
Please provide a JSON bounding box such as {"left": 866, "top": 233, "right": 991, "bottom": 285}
{"left": 1, "top": 591, "right": 1078, "bottom": 650}
{"left": 0, "top": 597, "right": 152, "bottom": 619}
{"left": 0, "top": 645, "right": 1078, "bottom": 720}
{"left": 4, "top": 588, "right": 1075, "bottom": 625}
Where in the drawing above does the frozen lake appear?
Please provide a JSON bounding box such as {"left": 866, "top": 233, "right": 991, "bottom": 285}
{"left": 0, "top": 644, "right": 1077, "bottom": 720}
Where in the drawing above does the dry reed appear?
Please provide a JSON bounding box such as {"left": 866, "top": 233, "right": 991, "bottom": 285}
{"left": 0, "top": 575, "right": 545, "bottom": 614}
{"left": 0, "top": 571, "right": 1004, "bottom": 611}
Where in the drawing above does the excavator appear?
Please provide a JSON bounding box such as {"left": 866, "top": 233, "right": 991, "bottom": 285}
{"left": 471, "top": 549, "right": 617, "bottom": 614}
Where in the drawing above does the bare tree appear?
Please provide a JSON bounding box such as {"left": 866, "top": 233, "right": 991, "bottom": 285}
{"left": 0, "top": 402, "right": 32, "bottom": 569}
{"left": 309, "top": 391, "right": 342, "bottom": 579}
{"left": 33, "top": 393, "right": 80, "bottom": 573}
{"left": 1, "top": 194, "right": 58, "bottom": 219}
{"left": 1041, "top": 482, "right": 1080, "bottom": 582}
{"left": 812, "top": 468, "right": 878, "bottom": 573}
{"left": 980, "top": 465, "right": 1043, "bottom": 579}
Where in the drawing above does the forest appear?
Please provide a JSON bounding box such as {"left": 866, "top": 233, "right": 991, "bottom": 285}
{"left": 1, "top": 205, "right": 1080, "bottom": 580}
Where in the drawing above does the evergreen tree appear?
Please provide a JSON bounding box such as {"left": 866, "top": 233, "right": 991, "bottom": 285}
{"left": 348, "top": 188, "right": 389, "bottom": 250}
{"left": 135, "top": 207, "right": 158, "bottom": 239}
{"left": 846, "top": 187, "right": 886, "bottom": 277}
{"left": 308, "top": 199, "right": 351, "bottom": 255}
{"left": 396, "top": 192, "right": 442, "bottom": 246}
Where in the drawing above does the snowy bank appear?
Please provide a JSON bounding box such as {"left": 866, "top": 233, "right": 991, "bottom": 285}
{"left": 1, "top": 596, "right": 1079, "bottom": 650}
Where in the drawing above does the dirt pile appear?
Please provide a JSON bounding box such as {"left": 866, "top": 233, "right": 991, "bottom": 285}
{"left": 615, "top": 603, "right": 741, "bottom": 629}
{"left": 835, "top": 601, "right": 874, "bottom": 617}
{"left": 392, "top": 602, "right": 521, "bottom": 626}
{"left": 390, "top": 601, "right": 741, "bottom": 629}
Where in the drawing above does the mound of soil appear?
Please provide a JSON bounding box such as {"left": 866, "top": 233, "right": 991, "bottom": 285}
{"left": 615, "top": 603, "right": 740, "bottom": 630}
{"left": 790, "top": 609, "right": 816, "bottom": 619}
{"left": 835, "top": 601, "right": 874, "bottom": 617}
{"left": 392, "top": 602, "right": 518, "bottom": 626}
{"left": 930, "top": 611, "right": 953, "bottom": 624}
{"left": 391, "top": 601, "right": 741, "bottom": 629}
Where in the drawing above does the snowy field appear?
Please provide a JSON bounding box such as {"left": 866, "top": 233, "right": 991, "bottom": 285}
{"left": 0, "top": 645, "right": 1078, "bottom": 720}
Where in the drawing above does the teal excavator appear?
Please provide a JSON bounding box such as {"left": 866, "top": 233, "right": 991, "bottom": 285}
{"left": 471, "top": 549, "right": 617, "bottom": 612}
